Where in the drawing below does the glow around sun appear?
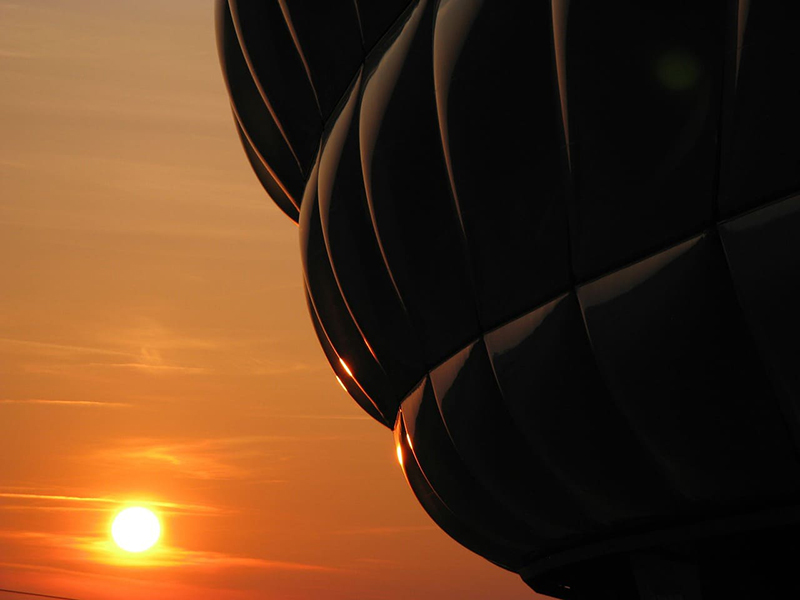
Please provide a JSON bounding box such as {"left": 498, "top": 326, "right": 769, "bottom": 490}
{"left": 111, "top": 506, "right": 161, "bottom": 553}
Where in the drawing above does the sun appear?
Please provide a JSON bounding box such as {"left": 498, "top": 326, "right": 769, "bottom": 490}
{"left": 111, "top": 506, "right": 161, "bottom": 553}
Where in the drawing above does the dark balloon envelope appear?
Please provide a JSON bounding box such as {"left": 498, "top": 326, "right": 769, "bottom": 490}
{"left": 216, "top": 1, "right": 800, "bottom": 597}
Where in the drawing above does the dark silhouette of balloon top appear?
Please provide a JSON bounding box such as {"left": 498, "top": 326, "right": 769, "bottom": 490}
{"left": 216, "top": 1, "right": 800, "bottom": 597}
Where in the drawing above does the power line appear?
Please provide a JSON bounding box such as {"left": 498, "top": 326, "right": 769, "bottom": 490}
{"left": 0, "top": 588, "right": 82, "bottom": 600}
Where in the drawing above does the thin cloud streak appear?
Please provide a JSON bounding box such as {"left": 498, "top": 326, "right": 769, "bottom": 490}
{"left": 0, "top": 49, "right": 34, "bottom": 59}
{"left": 96, "top": 437, "right": 288, "bottom": 481}
{"left": 0, "top": 218, "right": 272, "bottom": 242}
{"left": 120, "top": 545, "right": 341, "bottom": 571}
{"left": 0, "top": 560, "right": 263, "bottom": 600}
{"left": 271, "top": 414, "right": 372, "bottom": 421}
{"left": 80, "top": 362, "right": 209, "bottom": 374}
{"left": 0, "top": 492, "right": 223, "bottom": 515}
{"left": 96, "top": 434, "right": 369, "bottom": 483}
{"left": 331, "top": 525, "right": 438, "bottom": 536}
{"left": 0, "top": 505, "right": 111, "bottom": 513}
{"left": 0, "top": 159, "right": 29, "bottom": 169}
{"left": 0, "top": 338, "right": 136, "bottom": 358}
{"left": 1, "top": 531, "right": 340, "bottom": 573}
{"left": 0, "top": 399, "right": 130, "bottom": 408}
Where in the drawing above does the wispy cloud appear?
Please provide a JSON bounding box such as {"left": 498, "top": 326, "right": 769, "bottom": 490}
{"left": 0, "top": 325, "right": 311, "bottom": 378}
{"left": 1, "top": 329, "right": 212, "bottom": 375}
{"left": 0, "top": 49, "right": 33, "bottom": 59}
{"left": 271, "top": 414, "right": 371, "bottom": 421}
{"left": 0, "top": 399, "right": 130, "bottom": 408}
{"left": 78, "top": 362, "right": 208, "bottom": 374}
{"left": 93, "top": 433, "right": 366, "bottom": 482}
{"left": 0, "top": 491, "right": 222, "bottom": 515}
{"left": 105, "top": 323, "right": 220, "bottom": 352}
{"left": 0, "top": 531, "right": 338, "bottom": 572}
{"left": 0, "top": 338, "right": 135, "bottom": 358}
{"left": 0, "top": 216, "right": 271, "bottom": 242}
{"left": 92, "top": 437, "right": 285, "bottom": 481}
{"left": 108, "top": 543, "right": 339, "bottom": 571}
{"left": 330, "top": 525, "right": 437, "bottom": 536}
{"left": 0, "top": 505, "right": 111, "bottom": 513}
{"left": 0, "top": 158, "right": 30, "bottom": 169}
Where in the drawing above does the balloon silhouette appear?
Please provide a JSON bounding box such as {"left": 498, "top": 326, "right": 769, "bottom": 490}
{"left": 216, "top": 1, "right": 800, "bottom": 597}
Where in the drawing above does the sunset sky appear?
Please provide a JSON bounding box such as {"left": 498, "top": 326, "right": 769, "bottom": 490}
{"left": 0, "top": 2, "right": 538, "bottom": 598}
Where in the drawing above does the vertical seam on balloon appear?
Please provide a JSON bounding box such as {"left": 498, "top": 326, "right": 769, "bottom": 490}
{"left": 317, "top": 71, "right": 387, "bottom": 370}
{"left": 221, "top": 1, "right": 302, "bottom": 210}
{"left": 402, "top": 376, "right": 538, "bottom": 559}
{"left": 229, "top": 103, "right": 300, "bottom": 212}
{"left": 228, "top": 0, "right": 307, "bottom": 175}
{"left": 573, "top": 240, "right": 713, "bottom": 504}
{"left": 319, "top": 69, "right": 429, "bottom": 395}
{"left": 320, "top": 0, "right": 443, "bottom": 166}
{"left": 355, "top": 13, "right": 434, "bottom": 382}
{"left": 431, "top": 0, "right": 489, "bottom": 336}
{"left": 550, "top": 0, "right": 571, "bottom": 170}
{"left": 234, "top": 117, "right": 300, "bottom": 222}
{"left": 734, "top": 0, "right": 751, "bottom": 85}
{"left": 305, "top": 165, "right": 394, "bottom": 422}
{"left": 548, "top": 0, "right": 579, "bottom": 294}
{"left": 276, "top": 0, "right": 323, "bottom": 115}
{"left": 217, "top": 0, "right": 302, "bottom": 209}
{"left": 305, "top": 282, "right": 389, "bottom": 425}
{"left": 351, "top": 0, "right": 366, "bottom": 50}
{"left": 715, "top": 220, "right": 800, "bottom": 464}
{"left": 358, "top": 0, "right": 423, "bottom": 319}
{"left": 711, "top": 0, "right": 740, "bottom": 224}
{"left": 303, "top": 0, "right": 431, "bottom": 143}
{"left": 300, "top": 155, "right": 389, "bottom": 424}
{"left": 396, "top": 408, "right": 515, "bottom": 566}
{"left": 480, "top": 334, "right": 601, "bottom": 527}
{"left": 429, "top": 340, "right": 591, "bottom": 538}
{"left": 317, "top": 61, "right": 430, "bottom": 415}
{"left": 363, "top": 0, "right": 422, "bottom": 54}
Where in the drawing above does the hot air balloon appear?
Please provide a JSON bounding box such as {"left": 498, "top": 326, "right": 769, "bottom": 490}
{"left": 216, "top": 1, "right": 800, "bottom": 597}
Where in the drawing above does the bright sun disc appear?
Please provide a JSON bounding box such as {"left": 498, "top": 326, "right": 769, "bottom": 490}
{"left": 111, "top": 507, "right": 160, "bottom": 553}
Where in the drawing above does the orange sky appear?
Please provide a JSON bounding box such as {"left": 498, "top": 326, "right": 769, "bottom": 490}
{"left": 0, "top": 2, "right": 538, "bottom": 599}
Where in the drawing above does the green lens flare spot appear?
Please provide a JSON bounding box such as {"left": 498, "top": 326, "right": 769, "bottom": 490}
{"left": 655, "top": 50, "right": 701, "bottom": 91}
